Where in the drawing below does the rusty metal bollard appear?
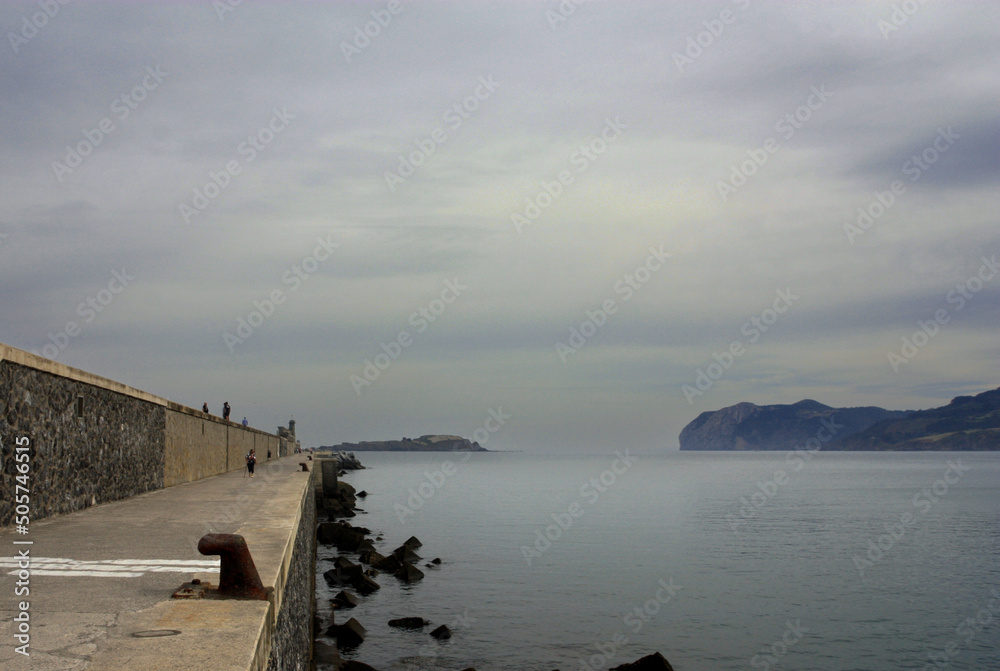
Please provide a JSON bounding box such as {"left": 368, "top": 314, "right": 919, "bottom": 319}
{"left": 197, "top": 533, "right": 268, "bottom": 600}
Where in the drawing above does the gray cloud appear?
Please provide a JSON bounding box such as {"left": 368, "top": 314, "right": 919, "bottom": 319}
{"left": 1, "top": 0, "right": 997, "bottom": 450}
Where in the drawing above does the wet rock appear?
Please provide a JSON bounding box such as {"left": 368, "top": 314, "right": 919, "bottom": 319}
{"left": 609, "top": 652, "right": 675, "bottom": 671}
{"left": 395, "top": 563, "right": 424, "bottom": 583}
{"left": 357, "top": 490, "right": 368, "bottom": 498}
{"left": 372, "top": 554, "right": 402, "bottom": 572}
{"left": 430, "top": 624, "right": 451, "bottom": 640}
{"left": 431, "top": 558, "right": 441, "bottom": 565}
{"left": 388, "top": 617, "right": 429, "bottom": 629}
{"left": 358, "top": 550, "right": 386, "bottom": 566}
{"left": 356, "top": 539, "right": 377, "bottom": 553}
{"left": 334, "top": 556, "right": 363, "bottom": 578}
{"left": 393, "top": 546, "right": 421, "bottom": 563}
{"left": 314, "top": 640, "right": 341, "bottom": 666}
{"left": 342, "top": 662, "right": 379, "bottom": 671}
{"left": 317, "top": 523, "right": 367, "bottom": 552}
{"left": 323, "top": 568, "right": 349, "bottom": 588}
{"left": 364, "top": 568, "right": 379, "bottom": 578}
{"left": 351, "top": 573, "right": 381, "bottom": 595}
{"left": 327, "top": 617, "right": 366, "bottom": 649}
{"left": 403, "top": 535, "right": 423, "bottom": 549}
{"left": 331, "top": 590, "right": 359, "bottom": 609}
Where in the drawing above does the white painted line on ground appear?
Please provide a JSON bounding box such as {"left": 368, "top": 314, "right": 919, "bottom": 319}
{"left": 0, "top": 556, "right": 220, "bottom": 578}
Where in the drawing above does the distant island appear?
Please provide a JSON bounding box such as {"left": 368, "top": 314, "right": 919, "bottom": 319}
{"left": 316, "top": 434, "right": 487, "bottom": 452}
{"left": 679, "top": 386, "right": 1000, "bottom": 451}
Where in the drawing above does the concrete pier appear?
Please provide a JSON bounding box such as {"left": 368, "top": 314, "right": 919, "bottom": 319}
{"left": 0, "top": 454, "right": 315, "bottom": 671}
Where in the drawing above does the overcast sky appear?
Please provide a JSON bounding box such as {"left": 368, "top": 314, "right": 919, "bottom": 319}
{"left": 2, "top": 1, "right": 997, "bottom": 451}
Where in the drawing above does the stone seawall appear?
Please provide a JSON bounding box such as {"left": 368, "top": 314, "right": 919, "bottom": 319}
{"left": 0, "top": 358, "right": 166, "bottom": 526}
{"left": 0, "top": 342, "right": 294, "bottom": 527}
{"left": 268, "top": 473, "right": 317, "bottom": 671}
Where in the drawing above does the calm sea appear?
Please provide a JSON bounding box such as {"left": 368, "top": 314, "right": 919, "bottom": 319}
{"left": 317, "top": 451, "right": 1000, "bottom": 671}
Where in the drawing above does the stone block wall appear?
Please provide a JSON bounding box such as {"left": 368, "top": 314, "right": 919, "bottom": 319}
{"left": 266, "top": 479, "right": 316, "bottom": 671}
{"left": 0, "top": 343, "right": 296, "bottom": 527}
{"left": 0, "top": 359, "right": 165, "bottom": 527}
{"left": 164, "top": 410, "right": 229, "bottom": 487}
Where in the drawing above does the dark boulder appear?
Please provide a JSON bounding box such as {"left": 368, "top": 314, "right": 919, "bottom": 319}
{"left": 317, "top": 523, "right": 367, "bottom": 552}
{"left": 358, "top": 550, "right": 386, "bottom": 566}
{"left": 372, "top": 554, "right": 402, "bottom": 572}
{"left": 388, "top": 617, "right": 429, "bottom": 629}
{"left": 351, "top": 573, "right": 381, "bottom": 595}
{"left": 431, "top": 557, "right": 441, "bottom": 564}
{"left": 327, "top": 617, "right": 366, "bottom": 649}
{"left": 403, "top": 535, "right": 423, "bottom": 549}
{"left": 333, "top": 556, "right": 363, "bottom": 578}
{"left": 393, "top": 546, "right": 422, "bottom": 563}
{"left": 609, "top": 652, "right": 675, "bottom": 671}
{"left": 331, "top": 590, "right": 359, "bottom": 609}
{"left": 323, "top": 568, "right": 350, "bottom": 588}
{"left": 314, "top": 640, "right": 340, "bottom": 666}
{"left": 395, "top": 563, "right": 425, "bottom": 583}
{"left": 430, "top": 624, "right": 451, "bottom": 640}
{"left": 357, "top": 490, "right": 368, "bottom": 498}
{"left": 342, "top": 662, "right": 379, "bottom": 671}
{"left": 342, "top": 662, "right": 380, "bottom": 671}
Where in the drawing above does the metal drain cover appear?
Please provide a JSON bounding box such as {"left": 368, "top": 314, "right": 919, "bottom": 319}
{"left": 131, "top": 630, "right": 182, "bottom": 638}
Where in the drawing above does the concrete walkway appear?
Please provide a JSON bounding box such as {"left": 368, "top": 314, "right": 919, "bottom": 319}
{"left": 0, "top": 455, "right": 314, "bottom": 671}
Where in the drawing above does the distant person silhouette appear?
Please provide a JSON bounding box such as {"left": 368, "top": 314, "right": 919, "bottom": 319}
{"left": 242, "top": 417, "right": 248, "bottom": 426}
{"left": 202, "top": 402, "right": 209, "bottom": 413}
{"left": 223, "top": 402, "right": 231, "bottom": 421}
{"left": 245, "top": 449, "right": 256, "bottom": 478}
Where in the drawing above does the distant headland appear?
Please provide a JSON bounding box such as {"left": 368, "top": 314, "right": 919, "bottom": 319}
{"left": 315, "top": 434, "right": 488, "bottom": 452}
{"left": 679, "top": 385, "right": 1000, "bottom": 451}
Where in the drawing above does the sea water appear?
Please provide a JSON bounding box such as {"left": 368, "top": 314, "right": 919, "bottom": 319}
{"left": 317, "top": 451, "right": 1000, "bottom": 671}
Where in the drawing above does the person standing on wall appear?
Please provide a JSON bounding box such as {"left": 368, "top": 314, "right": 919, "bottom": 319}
{"left": 242, "top": 417, "right": 248, "bottom": 426}
{"left": 246, "top": 449, "right": 256, "bottom": 478}
{"left": 223, "top": 401, "right": 231, "bottom": 421}
{"left": 202, "top": 402, "right": 209, "bottom": 413}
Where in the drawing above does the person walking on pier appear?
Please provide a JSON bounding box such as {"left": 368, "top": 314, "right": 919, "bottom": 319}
{"left": 223, "top": 401, "right": 231, "bottom": 421}
{"left": 246, "top": 449, "right": 256, "bottom": 478}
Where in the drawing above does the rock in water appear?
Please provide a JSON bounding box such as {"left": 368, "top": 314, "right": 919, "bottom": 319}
{"left": 352, "top": 573, "right": 381, "bottom": 595}
{"left": 403, "top": 535, "right": 423, "bottom": 549}
{"left": 393, "top": 546, "right": 422, "bottom": 563}
{"left": 342, "top": 662, "right": 380, "bottom": 671}
{"left": 358, "top": 550, "right": 386, "bottom": 566}
{"left": 609, "top": 652, "right": 675, "bottom": 671}
{"left": 388, "top": 617, "right": 429, "bottom": 629}
{"left": 314, "top": 640, "right": 341, "bottom": 666}
{"left": 372, "top": 554, "right": 402, "bottom": 572}
{"left": 430, "top": 624, "right": 452, "bottom": 640}
{"left": 331, "top": 590, "right": 360, "bottom": 609}
{"left": 333, "top": 556, "right": 363, "bottom": 578}
{"left": 395, "top": 563, "right": 425, "bottom": 583}
{"left": 327, "top": 617, "right": 366, "bottom": 649}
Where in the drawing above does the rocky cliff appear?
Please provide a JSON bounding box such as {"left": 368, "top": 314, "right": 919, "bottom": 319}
{"left": 679, "top": 399, "right": 908, "bottom": 451}
{"left": 318, "top": 434, "right": 486, "bottom": 452}
{"left": 826, "top": 387, "right": 1000, "bottom": 450}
